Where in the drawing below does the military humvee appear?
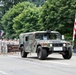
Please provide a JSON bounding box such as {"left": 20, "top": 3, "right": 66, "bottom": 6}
{"left": 19, "top": 31, "right": 72, "bottom": 60}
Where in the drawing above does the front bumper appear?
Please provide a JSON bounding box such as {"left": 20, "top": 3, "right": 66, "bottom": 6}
{"left": 50, "top": 47, "right": 67, "bottom": 52}
{"left": 42, "top": 46, "right": 71, "bottom": 52}
{"left": 41, "top": 43, "right": 72, "bottom": 52}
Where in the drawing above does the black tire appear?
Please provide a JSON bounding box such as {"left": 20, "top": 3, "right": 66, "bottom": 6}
{"left": 62, "top": 48, "right": 72, "bottom": 59}
{"left": 20, "top": 46, "right": 28, "bottom": 58}
{"left": 37, "top": 46, "right": 47, "bottom": 60}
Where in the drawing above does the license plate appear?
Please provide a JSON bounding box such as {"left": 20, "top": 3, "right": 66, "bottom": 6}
{"left": 54, "top": 47, "right": 63, "bottom": 51}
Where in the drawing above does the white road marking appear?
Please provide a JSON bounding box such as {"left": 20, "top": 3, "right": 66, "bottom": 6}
{"left": 0, "top": 71, "right": 8, "bottom": 75}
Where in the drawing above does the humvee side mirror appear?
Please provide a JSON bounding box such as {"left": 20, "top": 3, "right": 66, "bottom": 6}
{"left": 62, "top": 35, "right": 64, "bottom": 40}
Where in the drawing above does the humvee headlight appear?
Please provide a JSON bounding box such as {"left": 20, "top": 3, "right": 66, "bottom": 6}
{"left": 50, "top": 44, "right": 52, "bottom": 47}
{"left": 63, "top": 44, "right": 66, "bottom": 46}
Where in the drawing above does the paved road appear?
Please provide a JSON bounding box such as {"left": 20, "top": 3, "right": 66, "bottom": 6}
{"left": 0, "top": 53, "right": 76, "bottom": 75}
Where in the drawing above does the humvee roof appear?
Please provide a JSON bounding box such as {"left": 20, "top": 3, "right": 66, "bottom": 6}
{"left": 20, "top": 31, "right": 59, "bottom": 36}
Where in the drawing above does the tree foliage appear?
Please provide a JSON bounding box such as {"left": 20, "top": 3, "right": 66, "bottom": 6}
{"left": 1, "top": 1, "right": 35, "bottom": 39}
{"left": 13, "top": 7, "right": 41, "bottom": 37}
{"left": 40, "top": 0, "right": 76, "bottom": 40}
{"left": 26, "top": 0, "right": 46, "bottom": 6}
{"left": 0, "top": 0, "right": 46, "bottom": 32}
{"left": 1, "top": 0, "right": 76, "bottom": 40}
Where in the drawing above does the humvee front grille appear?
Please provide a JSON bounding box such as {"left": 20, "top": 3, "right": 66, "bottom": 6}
{"left": 52, "top": 43, "right": 63, "bottom": 47}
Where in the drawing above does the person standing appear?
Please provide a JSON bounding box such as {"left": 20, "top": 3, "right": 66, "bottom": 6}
{"left": 2, "top": 38, "right": 8, "bottom": 55}
{"left": 0, "top": 39, "right": 2, "bottom": 55}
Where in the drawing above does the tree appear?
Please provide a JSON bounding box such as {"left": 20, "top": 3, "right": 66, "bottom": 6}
{"left": 0, "top": 0, "right": 24, "bottom": 35}
{"left": 1, "top": 1, "right": 35, "bottom": 39}
{"left": 0, "top": 0, "right": 4, "bottom": 31}
{"left": 26, "top": 0, "right": 46, "bottom": 6}
{"left": 13, "top": 7, "right": 41, "bottom": 37}
{"left": 40, "top": 0, "right": 76, "bottom": 40}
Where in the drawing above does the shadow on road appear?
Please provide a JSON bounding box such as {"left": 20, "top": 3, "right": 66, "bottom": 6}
{"left": 27, "top": 57, "right": 64, "bottom": 60}
{"left": 46, "top": 57, "right": 64, "bottom": 60}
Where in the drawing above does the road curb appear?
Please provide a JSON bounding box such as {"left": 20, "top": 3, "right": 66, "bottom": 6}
{"left": 73, "top": 53, "right": 76, "bottom": 56}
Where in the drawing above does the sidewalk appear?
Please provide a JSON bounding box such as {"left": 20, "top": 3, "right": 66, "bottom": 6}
{"left": 73, "top": 53, "right": 76, "bottom": 56}
{"left": 0, "top": 52, "right": 20, "bottom": 56}
{"left": 0, "top": 52, "right": 76, "bottom": 56}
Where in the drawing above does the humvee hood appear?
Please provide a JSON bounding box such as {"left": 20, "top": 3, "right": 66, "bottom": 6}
{"left": 37, "top": 39, "right": 68, "bottom": 44}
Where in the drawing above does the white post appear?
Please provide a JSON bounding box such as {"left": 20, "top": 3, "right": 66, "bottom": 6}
{"left": 73, "top": 14, "right": 76, "bottom": 53}
{"left": 73, "top": 14, "right": 76, "bottom": 41}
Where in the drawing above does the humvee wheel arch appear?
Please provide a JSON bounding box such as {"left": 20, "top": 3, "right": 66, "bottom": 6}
{"left": 62, "top": 48, "right": 72, "bottom": 59}
{"left": 37, "top": 46, "right": 47, "bottom": 60}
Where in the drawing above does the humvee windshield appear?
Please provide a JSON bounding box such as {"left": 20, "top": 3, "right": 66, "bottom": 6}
{"left": 35, "top": 33, "right": 61, "bottom": 40}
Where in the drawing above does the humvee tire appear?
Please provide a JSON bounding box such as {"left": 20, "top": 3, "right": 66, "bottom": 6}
{"left": 37, "top": 46, "right": 47, "bottom": 60}
{"left": 20, "top": 46, "right": 28, "bottom": 58}
{"left": 62, "top": 48, "right": 72, "bottom": 59}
